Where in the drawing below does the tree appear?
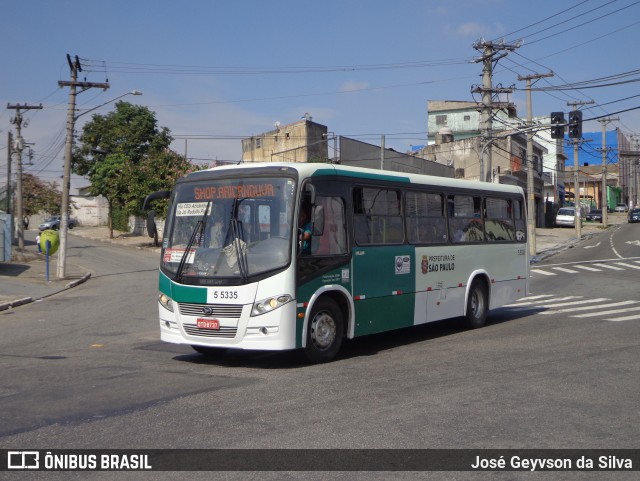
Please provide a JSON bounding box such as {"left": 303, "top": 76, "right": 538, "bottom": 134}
{"left": 22, "top": 173, "right": 62, "bottom": 217}
{"left": 73, "top": 101, "right": 202, "bottom": 237}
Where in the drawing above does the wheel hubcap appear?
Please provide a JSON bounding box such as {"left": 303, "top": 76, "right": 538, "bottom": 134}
{"left": 471, "top": 289, "right": 484, "bottom": 317}
{"left": 310, "top": 311, "right": 336, "bottom": 350}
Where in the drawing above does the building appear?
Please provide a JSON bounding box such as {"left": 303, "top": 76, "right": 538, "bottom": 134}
{"left": 413, "top": 100, "right": 548, "bottom": 227}
{"left": 426, "top": 100, "right": 518, "bottom": 143}
{"left": 339, "top": 137, "right": 453, "bottom": 177}
{"left": 563, "top": 163, "right": 621, "bottom": 210}
{"left": 241, "top": 117, "right": 329, "bottom": 163}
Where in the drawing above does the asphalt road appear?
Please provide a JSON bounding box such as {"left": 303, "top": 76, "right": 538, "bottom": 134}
{"left": 1, "top": 230, "right": 638, "bottom": 481}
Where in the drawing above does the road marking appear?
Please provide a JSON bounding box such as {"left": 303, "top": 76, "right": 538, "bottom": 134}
{"left": 605, "top": 313, "right": 640, "bottom": 322}
{"left": 592, "top": 263, "right": 625, "bottom": 271}
{"left": 531, "top": 269, "right": 556, "bottom": 276}
{"left": 625, "top": 240, "right": 640, "bottom": 246}
{"left": 509, "top": 295, "right": 640, "bottom": 322}
{"left": 520, "top": 294, "right": 555, "bottom": 300}
{"left": 615, "top": 262, "right": 640, "bottom": 270}
{"left": 551, "top": 266, "right": 580, "bottom": 273}
{"left": 574, "top": 265, "right": 602, "bottom": 272}
{"left": 584, "top": 242, "right": 601, "bottom": 249}
{"left": 505, "top": 296, "right": 583, "bottom": 307}
{"left": 573, "top": 306, "right": 640, "bottom": 318}
{"left": 539, "top": 300, "right": 639, "bottom": 314}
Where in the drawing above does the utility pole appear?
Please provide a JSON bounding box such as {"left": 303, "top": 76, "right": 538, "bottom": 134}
{"left": 570, "top": 139, "right": 583, "bottom": 239}
{"left": 7, "top": 103, "right": 43, "bottom": 249}
{"left": 518, "top": 72, "right": 553, "bottom": 257}
{"left": 472, "top": 39, "right": 520, "bottom": 182}
{"left": 57, "top": 54, "right": 109, "bottom": 278}
{"left": 567, "top": 101, "right": 594, "bottom": 239}
{"left": 597, "top": 117, "right": 618, "bottom": 227}
{"left": 5, "top": 132, "right": 12, "bottom": 215}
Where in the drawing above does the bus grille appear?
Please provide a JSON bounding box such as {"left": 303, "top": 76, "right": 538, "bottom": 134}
{"left": 178, "top": 302, "right": 243, "bottom": 319}
{"left": 183, "top": 324, "right": 238, "bottom": 338}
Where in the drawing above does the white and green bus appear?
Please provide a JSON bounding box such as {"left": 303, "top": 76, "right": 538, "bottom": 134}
{"left": 147, "top": 162, "right": 529, "bottom": 363}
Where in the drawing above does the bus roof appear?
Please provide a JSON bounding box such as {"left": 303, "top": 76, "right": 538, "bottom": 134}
{"left": 186, "top": 162, "right": 525, "bottom": 196}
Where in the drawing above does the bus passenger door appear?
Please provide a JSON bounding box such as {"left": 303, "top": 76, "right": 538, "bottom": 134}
{"left": 297, "top": 195, "right": 350, "bottom": 286}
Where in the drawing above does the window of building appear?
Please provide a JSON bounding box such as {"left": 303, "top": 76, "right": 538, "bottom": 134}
{"left": 435, "top": 115, "right": 447, "bottom": 126}
{"left": 464, "top": 115, "right": 471, "bottom": 121}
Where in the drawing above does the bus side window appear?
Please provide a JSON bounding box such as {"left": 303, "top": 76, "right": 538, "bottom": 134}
{"left": 449, "top": 194, "right": 484, "bottom": 243}
{"left": 485, "top": 197, "right": 515, "bottom": 241}
{"left": 513, "top": 199, "right": 527, "bottom": 242}
{"left": 406, "top": 191, "right": 447, "bottom": 244}
{"left": 353, "top": 187, "right": 403, "bottom": 245}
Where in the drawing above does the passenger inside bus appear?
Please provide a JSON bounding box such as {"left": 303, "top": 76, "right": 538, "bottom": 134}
{"left": 298, "top": 205, "right": 312, "bottom": 254}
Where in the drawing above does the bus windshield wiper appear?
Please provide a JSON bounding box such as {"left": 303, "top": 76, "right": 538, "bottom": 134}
{"left": 175, "top": 202, "right": 211, "bottom": 282}
{"left": 217, "top": 197, "right": 249, "bottom": 281}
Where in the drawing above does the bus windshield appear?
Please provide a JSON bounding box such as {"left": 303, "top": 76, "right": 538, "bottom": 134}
{"left": 161, "top": 176, "right": 296, "bottom": 282}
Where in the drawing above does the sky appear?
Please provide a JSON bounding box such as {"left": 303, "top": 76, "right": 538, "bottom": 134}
{"left": 1, "top": 0, "right": 639, "bottom": 192}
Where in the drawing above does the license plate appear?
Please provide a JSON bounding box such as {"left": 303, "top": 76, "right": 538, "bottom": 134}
{"left": 196, "top": 318, "right": 220, "bottom": 330}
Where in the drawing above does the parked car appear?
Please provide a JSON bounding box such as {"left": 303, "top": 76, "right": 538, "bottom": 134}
{"left": 38, "top": 215, "right": 76, "bottom": 231}
{"left": 585, "top": 209, "right": 602, "bottom": 222}
{"left": 614, "top": 203, "right": 628, "bottom": 213}
{"left": 555, "top": 207, "right": 576, "bottom": 227}
{"left": 629, "top": 208, "right": 640, "bottom": 223}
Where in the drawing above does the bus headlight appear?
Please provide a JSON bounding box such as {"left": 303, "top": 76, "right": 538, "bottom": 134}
{"left": 159, "top": 293, "right": 174, "bottom": 312}
{"left": 251, "top": 294, "right": 293, "bottom": 316}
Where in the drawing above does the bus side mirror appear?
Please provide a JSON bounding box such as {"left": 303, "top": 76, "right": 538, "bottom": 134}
{"left": 304, "top": 184, "right": 316, "bottom": 205}
{"left": 147, "top": 210, "right": 157, "bottom": 238}
{"left": 142, "top": 190, "right": 170, "bottom": 210}
{"left": 312, "top": 205, "right": 324, "bottom": 236}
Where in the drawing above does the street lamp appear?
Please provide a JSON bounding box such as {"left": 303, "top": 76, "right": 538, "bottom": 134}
{"left": 57, "top": 90, "right": 142, "bottom": 279}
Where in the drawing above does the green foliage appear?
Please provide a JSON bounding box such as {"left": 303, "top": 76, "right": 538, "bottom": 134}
{"left": 111, "top": 204, "right": 129, "bottom": 231}
{"left": 73, "top": 101, "right": 203, "bottom": 221}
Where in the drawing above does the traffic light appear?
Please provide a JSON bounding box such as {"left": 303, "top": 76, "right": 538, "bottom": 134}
{"left": 568, "top": 110, "right": 583, "bottom": 139}
{"left": 550, "top": 112, "right": 565, "bottom": 139}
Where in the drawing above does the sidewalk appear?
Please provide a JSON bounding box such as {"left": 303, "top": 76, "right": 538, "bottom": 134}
{"left": 0, "top": 226, "right": 160, "bottom": 311}
{"left": 0, "top": 216, "right": 628, "bottom": 311}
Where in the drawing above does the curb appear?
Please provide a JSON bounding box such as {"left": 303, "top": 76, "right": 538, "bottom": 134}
{"left": 0, "top": 272, "right": 92, "bottom": 311}
{"left": 66, "top": 272, "right": 92, "bottom": 288}
{"left": 0, "top": 297, "right": 34, "bottom": 312}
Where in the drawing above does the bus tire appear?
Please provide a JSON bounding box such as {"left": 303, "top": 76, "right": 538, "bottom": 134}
{"left": 465, "top": 280, "right": 488, "bottom": 329}
{"left": 304, "top": 298, "right": 344, "bottom": 363}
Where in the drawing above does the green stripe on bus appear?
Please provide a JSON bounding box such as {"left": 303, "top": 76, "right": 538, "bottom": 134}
{"left": 159, "top": 272, "right": 208, "bottom": 303}
{"left": 312, "top": 168, "right": 410, "bottom": 183}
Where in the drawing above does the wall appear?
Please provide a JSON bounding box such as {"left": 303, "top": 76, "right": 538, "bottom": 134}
{"left": 70, "top": 195, "right": 109, "bottom": 226}
{"left": 241, "top": 119, "right": 328, "bottom": 163}
{"left": 340, "top": 137, "right": 454, "bottom": 178}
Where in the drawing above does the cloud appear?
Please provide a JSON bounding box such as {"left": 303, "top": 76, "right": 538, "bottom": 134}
{"left": 339, "top": 81, "right": 370, "bottom": 93}
{"left": 455, "top": 22, "right": 491, "bottom": 37}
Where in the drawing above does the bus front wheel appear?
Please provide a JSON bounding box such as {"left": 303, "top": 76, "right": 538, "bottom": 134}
{"left": 465, "top": 280, "right": 488, "bottom": 329}
{"left": 305, "top": 298, "right": 344, "bottom": 363}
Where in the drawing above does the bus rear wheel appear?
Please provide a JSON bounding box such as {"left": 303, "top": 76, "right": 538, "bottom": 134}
{"left": 305, "top": 298, "right": 344, "bottom": 363}
{"left": 465, "top": 280, "right": 488, "bottom": 329}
